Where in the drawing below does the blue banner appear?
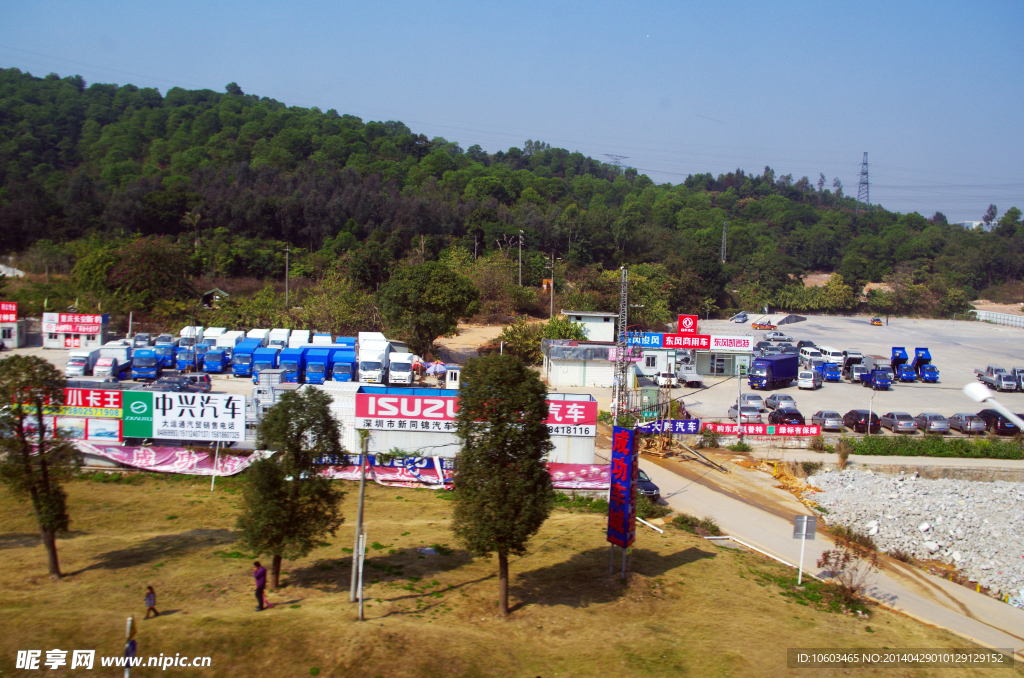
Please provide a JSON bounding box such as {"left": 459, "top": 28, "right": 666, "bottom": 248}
{"left": 626, "top": 333, "right": 663, "bottom": 348}
{"left": 607, "top": 426, "right": 637, "bottom": 548}
{"left": 636, "top": 419, "right": 701, "bottom": 434}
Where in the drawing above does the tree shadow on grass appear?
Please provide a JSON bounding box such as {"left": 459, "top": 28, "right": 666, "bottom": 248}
{"left": 70, "top": 529, "right": 238, "bottom": 574}
{"left": 509, "top": 546, "right": 716, "bottom": 609}
{"left": 288, "top": 547, "right": 475, "bottom": 594}
{"left": 0, "top": 531, "right": 88, "bottom": 550}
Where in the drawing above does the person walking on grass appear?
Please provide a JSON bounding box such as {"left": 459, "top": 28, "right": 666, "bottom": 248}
{"left": 253, "top": 561, "right": 267, "bottom": 611}
{"left": 144, "top": 586, "right": 159, "bottom": 618}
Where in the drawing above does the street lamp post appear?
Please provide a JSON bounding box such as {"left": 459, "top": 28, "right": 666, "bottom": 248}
{"left": 285, "top": 245, "right": 290, "bottom": 309}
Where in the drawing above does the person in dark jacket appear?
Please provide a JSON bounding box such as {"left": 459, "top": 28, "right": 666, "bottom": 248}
{"left": 253, "top": 561, "right": 267, "bottom": 611}
{"left": 144, "top": 586, "right": 159, "bottom": 618}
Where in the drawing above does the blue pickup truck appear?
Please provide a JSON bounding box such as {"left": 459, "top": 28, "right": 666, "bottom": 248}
{"left": 203, "top": 348, "right": 230, "bottom": 373}
{"left": 132, "top": 348, "right": 160, "bottom": 380}
{"left": 861, "top": 369, "right": 892, "bottom": 390}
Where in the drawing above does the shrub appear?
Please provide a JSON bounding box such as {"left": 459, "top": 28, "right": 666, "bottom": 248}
{"left": 846, "top": 435, "right": 1023, "bottom": 460}
{"left": 830, "top": 524, "right": 877, "bottom": 551}
{"left": 727, "top": 441, "right": 752, "bottom": 452}
{"left": 835, "top": 438, "right": 853, "bottom": 470}
{"left": 801, "top": 461, "right": 823, "bottom": 477}
{"left": 817, "top": 543, "right": 879, "bottom": 607}
{"left": 636, "top": 495, "right": 671, "bottom": 520}
{"left": 809, "top": 435, "right": 826, "bottom": 452}
{"left": 671, "top": 513, "right": 722, "bottom": 536}
{"left": 700, "top": 428, "right": 722, "bottom": 449}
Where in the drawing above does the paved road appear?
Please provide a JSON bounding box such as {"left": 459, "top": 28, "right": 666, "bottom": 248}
{"left": 641, "top": 456, "right": 1024, "bottom": 661}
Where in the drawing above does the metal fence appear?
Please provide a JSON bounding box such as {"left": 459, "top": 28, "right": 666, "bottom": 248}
{"left": 968, "top": 310, "right": 1024, "bottom": 329}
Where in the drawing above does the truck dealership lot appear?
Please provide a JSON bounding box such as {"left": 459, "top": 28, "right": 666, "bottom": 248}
{"left": 681, "top": 315, "right": 1024, "bottom": 428}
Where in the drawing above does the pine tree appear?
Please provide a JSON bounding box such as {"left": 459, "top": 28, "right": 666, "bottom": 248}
{"left": 236, "top": 389, "right": 345, "bottom": 588}
{"left": 0, "top": 356, "right": 81, "bottom": 579}
{"left": 451, "top": 354, "right": 554, "bottom": 617}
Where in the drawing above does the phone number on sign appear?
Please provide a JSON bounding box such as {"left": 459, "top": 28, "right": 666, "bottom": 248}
{"left": 546, "top": 424, "right": 595, "bottom": 437}
{"left": 156, "top": 429, "right": 242, "bottom": 440}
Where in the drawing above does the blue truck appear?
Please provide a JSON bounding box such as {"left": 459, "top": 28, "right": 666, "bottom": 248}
{"left": 748, "top": 354, "right": 799, "bottom": 390}
{"left": 132, "top": 348, "right": 160, "bottom": 380}
{"left": 911, "top": 347, "right": 939, "bottom": 383}
{"left": 304, "top": 349, "right": 331, "bottom": 384}
{"left": 329, "top": 347, "right": 357, "bottom": 382}
{"left": 822, "top": 362, "right": 842, "bottom": 382}
{"left": 203, "top": 348, "right": 230, "bottom": 373}
{"left": 862, "top": 369, "right": 892, "bottom": 390}
{"left": 891, "top": 347, "right": 917, "bottom": 382}
{"left": 334, "top": 336, "right": 356, "bottom": 349}
{"left": 154, "top": 342, "right": 177, "bottom": 370}
{"left": 175, "top": 346, "right": 196, "bottom": 371}
{"left": 231, "top": 338, "right": 262, "bottom": 377}
{"left": 278, "top": 347, "right": 306, "bottom": 383}
{"left": 252, "top": 347, "right": 281, "bottom": 384}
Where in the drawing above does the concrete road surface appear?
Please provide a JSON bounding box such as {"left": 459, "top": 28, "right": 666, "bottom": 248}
{"left": 641, "top": 456, "right": 1024, "bottom": 661}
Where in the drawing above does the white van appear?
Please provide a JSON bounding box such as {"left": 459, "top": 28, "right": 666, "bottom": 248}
{"left": 798, "top": 346, "right": 823, "bottom": 366}
{"left": 798, "top": 369, "right": 823, "bottom": 390}
{"left": 817, "top": 346, "right": 845, "bottom": 364}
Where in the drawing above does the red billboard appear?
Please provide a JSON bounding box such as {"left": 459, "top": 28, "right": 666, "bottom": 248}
{"left": 703, "top": 422, "right": 822, "bottom": 436}
{"left": 354, "top": 393, "right": 598, "bottom": 436}
{"left": 677, "top": 314, "right": 699, "bottom": 334}
{"left": 42, "top": 312, "right": 106, "bottom": 334}
{"left": 663, "top": 333, "right": 710, "bottom": 349}
{"left": 0, "top": 301, "right": 16, "bottom": 323}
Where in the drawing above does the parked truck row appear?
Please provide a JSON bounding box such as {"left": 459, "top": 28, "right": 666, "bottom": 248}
{"left": 748, "top": 345, "right": 940, "bottom": 392}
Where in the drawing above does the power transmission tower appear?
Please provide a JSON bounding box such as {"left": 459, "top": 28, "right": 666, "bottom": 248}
{"left": 720, "top": 220, "right": 728, "bottom": 263}
{"left": 613, "top": 266, "right": 630, "bottom": 426}
{"left": 856, "top": 152, "right": 870, "bottom": 216}
{"left": 604, "top": 154, "right": 629, "bottom": 169}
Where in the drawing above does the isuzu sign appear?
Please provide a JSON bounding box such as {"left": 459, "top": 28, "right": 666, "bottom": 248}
{"left": 354, "top": 393, "right": 598, "bottom": 436}
{"left": 677, "top": 314, "right": 699, "bottom": 334}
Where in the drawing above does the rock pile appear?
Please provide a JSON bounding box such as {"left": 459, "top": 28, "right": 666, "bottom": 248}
{"left": 804, "top": 469, "right": 1024, "bottom": 597}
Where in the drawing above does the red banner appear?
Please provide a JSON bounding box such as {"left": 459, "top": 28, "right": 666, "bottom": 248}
{"left": 677, "top": 314, "right": 699, "bottom": 334}
{"left": 0, "top": 301, "right": 16, "bottom": 323}
{"left": 703, "top": 422, "right": 822, "bottom": 436}
{"left": 354, "top": 393, "right": 598, "bottom": 435}
{"left": 663, "top": 333, "right": 710, "bottom": 349}
{"left": 607, "top": 427, "right": 637, "bottom": 548}
{"left": 318, "top": 461, "right": 609, "bottom": 490}
{"left": 79, "top": 444, "right": 271, "bottom": 475}
{"left": 710, "top": 335, "right": 754, "bottom": 351}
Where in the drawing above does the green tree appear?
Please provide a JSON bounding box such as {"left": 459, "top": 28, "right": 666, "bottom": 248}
{"left": 451, "top": 354, "right": 554, "bottom": 617}
{"left": 866, "top": 288, "right": 896, "bottom": 320}
{"left": 236, "top": 389, "right": 345, "bottom": 588}
{"left": 297, "top": 270, "right": 377, "bottom": 336}
{"left": 208, "top": 284, "right": 288, "bottom": 330}
{"left": 820, "top": 273, "right": 857, "bottom": 312}
{"left": 376, "top": 261, "right": 479, "bottom": 356}
{"left": 106, "top": 236, "right": 195, "bottom": 306}
{"left": 0, "top": 356, "right": 81, "bottom": 579}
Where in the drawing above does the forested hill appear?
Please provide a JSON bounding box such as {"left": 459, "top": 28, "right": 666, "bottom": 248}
{"left": 2, "top": 67, "right": 1023, "bottom": 321}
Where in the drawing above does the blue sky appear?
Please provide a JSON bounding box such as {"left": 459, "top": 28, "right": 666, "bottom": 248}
{"left": 1, "top": 0, "right": 1021, "bottom": 222}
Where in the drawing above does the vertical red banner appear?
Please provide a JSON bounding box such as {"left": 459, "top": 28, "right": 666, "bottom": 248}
{"left": 607, "top": 426, "right": 637, "bottom": 548}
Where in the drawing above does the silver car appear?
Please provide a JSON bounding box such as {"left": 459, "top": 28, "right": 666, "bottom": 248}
{"left": 728, "top": 405, "right": 763, "bottom": 424}
{"left": 737, "top": 394, "right": 765, "bottom": 411}
{"left": 760, "top": 346, "right": 782, "bottom": 357}
{"left": 948, "top": 413, "right": 987, "bottom": 434}
{"left": 881, "top": 411, "right": 917, "bottom": 433}
{"left": 765, "top": 394, "right": 796, "bottom": 410}
{"left": 915, "top": 413, "right": 949, "bottom": 434}
{"left": 811, "top": 410, "right": 843, "bottom": 431}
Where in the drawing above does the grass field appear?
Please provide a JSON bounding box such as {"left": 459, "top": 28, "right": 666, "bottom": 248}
{"left": 1, "top": 474, "right": 1019, "bottom": 677}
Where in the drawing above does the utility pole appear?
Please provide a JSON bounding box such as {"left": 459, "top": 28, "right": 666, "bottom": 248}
{"left": 721, "top": 220, "right": 728, "bottom": 263}
{"left": 350, "top": 433, "right": 368, "bottom": 602}
{"left": 518, "top": 230, "right": 523, "bottom": 286}
{"left": 856, "top": 152, "right": 870, "bottom": 217}
{"left": 544, "top": 252, "right": 560, "bottom": 319}
{"left": 613, "top": 267, "right": 629, "bottom": 426}
{"left": 285, "top": 245, "right": 290, "bottom": 309}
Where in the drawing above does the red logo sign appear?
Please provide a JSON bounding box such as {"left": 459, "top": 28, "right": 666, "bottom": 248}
{"left": 354, "top": 393, "right": 598, "bottom": 426}
{"left": 0, "top": 301, "right": 16, "bottom": 322}
{"left": 663, "top": 334, "right": 710, "bottom": 349}
{"left": 677, "top": 315, "right": 699, "bottom": 334}
{"left": 65, "top": 337, "right": 81, "bottom": 348}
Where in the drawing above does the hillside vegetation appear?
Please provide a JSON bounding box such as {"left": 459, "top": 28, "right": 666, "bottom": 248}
{"left": 2, "top": 67, "right": 1023, "bottom": 331}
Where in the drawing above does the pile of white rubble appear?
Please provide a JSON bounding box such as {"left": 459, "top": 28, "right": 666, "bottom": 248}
{"left": 804, "top": 468, "right": 1024, "bottom": 600}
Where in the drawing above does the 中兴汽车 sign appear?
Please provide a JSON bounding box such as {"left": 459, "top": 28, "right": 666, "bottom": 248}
{"left": 122, "top": 391, "right": 245, "bottom": 441}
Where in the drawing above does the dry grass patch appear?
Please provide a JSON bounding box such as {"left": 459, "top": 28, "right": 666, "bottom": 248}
{"left": 0, "top": 476, "right": 1017, "bottom": 677}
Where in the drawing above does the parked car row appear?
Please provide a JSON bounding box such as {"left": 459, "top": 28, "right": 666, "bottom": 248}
{"left": 729, "top": 402, "right": 1018, "bottom": 436}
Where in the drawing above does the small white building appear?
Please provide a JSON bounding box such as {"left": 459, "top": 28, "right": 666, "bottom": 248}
{"left": 0, "top": 302, "right": 27, "bottom": 348}
{"left": 542, "top": 340, "right": 620, "bottom": 388}
{"left": 560, "top": 310, "right": 616, "bottom": 342}
{"left": 42, "top": 312, "right": 110, "bottom": 349}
